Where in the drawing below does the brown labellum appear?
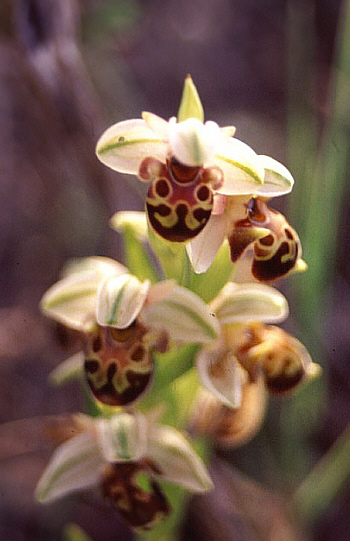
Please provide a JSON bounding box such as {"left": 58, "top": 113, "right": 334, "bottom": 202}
{"left": 101, "top": 461, "right": 171, "bottom": 530}
{"left": 235, "top": 324, "right": 306, "bottom": 395}
{"left": 228, "top": 197, "right": 302, "bottom": 282}
{"left": 84, "top": 323, "right": 155, "bottom": 407}
{"left": 141, "top": 156, "right": 222, "bottom": 242}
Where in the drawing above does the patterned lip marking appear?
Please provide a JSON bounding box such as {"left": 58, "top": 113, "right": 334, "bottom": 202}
{"left": 102, "top": 461, "right": 171, "bottom": 530}
{"left": 84, "top": 323, "right": 154, "bottom": 407}
{"left": 235, "top": 324, "right": 307, "bottom": 395}
{"left": 144, "top": 155, "right": 218, "bottom": 242}
{"left": 228, "top": 197, "right": 301, "bottom": 281}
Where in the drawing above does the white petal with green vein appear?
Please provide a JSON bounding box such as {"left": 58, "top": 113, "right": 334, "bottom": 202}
{"left": 255, "top": 155, "right": 294, "bottom": 197}
{"left": 148, "top": 425, "right": 213, "bottom": 493}
{"left": 211, "top": 282, "right": 289, "bottom": 325}
{"left": 96, "top": 119, "right": 168, "bottom": 174}
{"left": 142, "top": 285, "right": 220, "bottom": 343}
{"left": 96, "top": 274, "right": 150, "bottom": 328}
{"left": 35, "top": 432, "right": 103, "bottom": 503}
{"left": 40, "top": 271, "right": 101, "bottom": 332}
{"left": 214, "top": 138, "right": 265, "bottom": 194}
{"left": 96, "top": 413, "right": 147, "bottom": 463}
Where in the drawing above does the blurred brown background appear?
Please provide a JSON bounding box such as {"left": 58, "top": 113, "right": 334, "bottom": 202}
{"left": 0, "top": 0, "right": 349, "bottom": 540}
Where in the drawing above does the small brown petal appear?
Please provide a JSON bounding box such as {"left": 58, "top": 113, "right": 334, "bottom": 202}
{"left": 227, "top": 197, "right": 303, "bottom": 282}
{"left": 235, "top": 323, "right": 315, "bottom": 395}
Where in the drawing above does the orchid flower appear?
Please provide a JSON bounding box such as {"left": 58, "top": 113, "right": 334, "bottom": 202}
{"left": 35, "top": 410, "right": 213, "bottom": 530}
{"left": 41, "top": 256, "right": 219, "bottom": 407}
{"left": 96, "top": 76, "right": 294, "bottom": 248}
{"left": 196, "top": 282, "right": 320, "bottom": 409}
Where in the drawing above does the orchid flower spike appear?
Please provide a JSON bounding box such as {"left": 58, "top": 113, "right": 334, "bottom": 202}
{"left": 196, "top": 282, "right": 320, "bottom": 409}
{"left": 96, "top": 76, "right": 294, "bottom": 245}
{"left": 35, "top": 411, "right": 213, "bottom": 531}
{"left": 41, "top": 256, "right": 219, "bottom": 407}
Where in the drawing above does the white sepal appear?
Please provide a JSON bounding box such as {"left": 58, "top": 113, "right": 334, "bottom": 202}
{"left": 96, "top": 119, "right": 168, "bottom": 174}
{"left": 142, "top": 284, "right": 220, "bottom": 343}
{"left": 61, "top": 256, "right": 127, "bottom": 280}
{"left": 196, "top": 346, "right": 244, "bottom": 408}
{"left": 96, "top": 274, "right": 150, "bottom": 328}
{"left": 96, "top": 412, "right": 147, "bottom": 463}
{"left": 211, "top": 283, "right": 289, "bottom": 325}
{"left": 148, "top": 424, "right": 213, "bottom": 493}
{"left": 40, "top": 271, "right": 101, "bottom": 332}
{"left": 49, "top": 351, "right": 84, "bottom": 386}
{"left": 35, "top": 431, "right": 103, "bottom": 503}
{"left": 214, "top": 138, "right": 265, "bottom": 194}
{"left": 255, "top": 155, "right": 294, "bottom": 197}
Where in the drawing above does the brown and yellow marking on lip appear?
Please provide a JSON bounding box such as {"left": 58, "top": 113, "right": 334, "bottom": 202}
{"left": 101, "top": 462, "right": 171, "bottom": 530}
{"left": 234, "top": 323, "right": 308, "bottom": 395}
{"left": 84, "top": 323, "right": 156, "bottom": 407}
{"left": 142, "top": 155, "right": 223, "bottom": 242}
{"left": 228, "top": 197, "right": 302, "bottom": 281}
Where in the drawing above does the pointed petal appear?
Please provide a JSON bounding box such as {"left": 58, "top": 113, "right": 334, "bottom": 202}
{"left": 148, "top": 424, "right": 213, "bottom": 493}
{"left": 211, "top": 282, "right": 289, "bottom": 325}
{"left": 96, "top": 274, "right": 150, "bottom": 328}
{"left": 186, "top": 212, "right": 229, "bottom": 274}
{"left": 96, "top": 413, "right": 147, "bottom": 462}
{"left": 214, "top": 138, "right": 265, "bottom": 194}
{"left": 177, "top": 75, "right": 204, "bottom": 122}
{"left": 142, "top": 111, "right": 170, "bottom": 138}
{"left": 142, "top": 284, "right": 220, "bottom": 343}
{"left": 35, "top": 432, "right": 103, "bottom": 503}
{"left": 40, "top": 271, "right": 101, "bottom": 332}
{"left": 96, "top": 119, "right": 168, "bottom": 174}
{"left": 220, "top": 126, "right": 236, "bottom": 137}
{"left": 168, "top": 118, "right": 220, "bottom": 166}
{"left": 196, "top": 346, "right": 244, "bottom": 408}
{"left": 255, "top": 155, "right": 294, "bottom": 197}
{"left": 49, "top": 351, "right": 84, "bottom": 386}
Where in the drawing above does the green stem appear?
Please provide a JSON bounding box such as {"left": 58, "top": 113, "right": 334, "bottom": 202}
{"left": 292, "top": 422, "right": 350, "bottom": 523}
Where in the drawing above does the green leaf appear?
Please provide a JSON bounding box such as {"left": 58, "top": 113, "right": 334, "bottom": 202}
{"left": 148, "top": 227, "right": 187, "bottom": 281}
{"left": 121, "top": 224, "right": 160, "bottom": 284}
{"left": 177, "top": 75, "right": 204, "bottom": 122}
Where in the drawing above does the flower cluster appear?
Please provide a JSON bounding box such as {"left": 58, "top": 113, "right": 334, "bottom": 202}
{"left": 35, "top": 76, "right": 320, "bottom": 533}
